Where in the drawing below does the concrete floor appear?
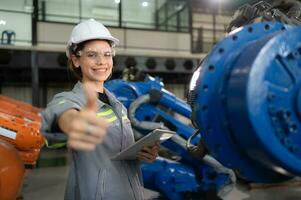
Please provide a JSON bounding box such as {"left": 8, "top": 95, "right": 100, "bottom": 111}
{"left": 22, "top": 166, "right": 161, "bottom": 200}
{"left": 22, "top": 165, "right": 301, "bottom": 200}
{"left": 22, "top": 149, "right": 301, "bottom": 200}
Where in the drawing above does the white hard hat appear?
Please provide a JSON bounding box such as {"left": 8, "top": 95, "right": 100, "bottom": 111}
{"left": 66, "top": 19, "right": 119, "bottom": 58}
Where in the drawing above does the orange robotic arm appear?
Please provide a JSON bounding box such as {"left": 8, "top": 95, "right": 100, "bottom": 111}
{"left": 0, "top": 95, "right": 45, "bottom": 200}
{"left": 0, "top": 95, "right": 44, "bottom": 166}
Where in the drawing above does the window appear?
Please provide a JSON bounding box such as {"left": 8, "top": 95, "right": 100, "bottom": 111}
{"left": 38, "top": 0, "right": 80, "bottom": 23}
{"left": 39, "top": 0, "right": 119, "bottom": 26}
{"left": 122, "top": 0, "right": 157, "bottom": 29}
{"left": 81, "top": 0, "right": 119, "bottom": 26}
{"left": 38, "top": 0, "right": 189, "bottom": 32}
{"left": 157, "top": 0, "right": 189, "bottom": 32}
{"left": 179, "top": 6, "right": 189, "bottom": 32}
{"left": 0, "top": 0, "right": 32, "bottom": 45}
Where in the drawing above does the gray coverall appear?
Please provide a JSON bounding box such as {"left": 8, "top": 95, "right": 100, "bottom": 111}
{"left": 41, "top": 81, "right": 144, "bottom": 200}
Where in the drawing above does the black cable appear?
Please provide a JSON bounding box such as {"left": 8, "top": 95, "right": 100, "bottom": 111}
{"left": 226, "top": 0, "right": 301, "bottom": 33}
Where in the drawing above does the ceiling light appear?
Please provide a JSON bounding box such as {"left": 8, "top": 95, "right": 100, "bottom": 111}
{"left": 142, "top": 1, "right": 148, "bottom": 7}
{"left": 175, "top": 4, "right": 184, "bottom": 11}
{"left": 24, "top": 5, "right": 33, "bottom": 12}
{"left": 115, "top": 0, "right": 120, "bottom": 4}
{"left": 0, "top": 20, "right": 6, "bottom": 25}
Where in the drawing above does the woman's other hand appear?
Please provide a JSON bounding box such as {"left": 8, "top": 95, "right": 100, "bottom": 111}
{"left": 137, "top": 141, "right": 160, "bottom": 163}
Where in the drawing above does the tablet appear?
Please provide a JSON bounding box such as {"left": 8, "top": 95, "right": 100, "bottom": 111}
{"left": 111, "top": 129, "right": 175, "bottom": 160}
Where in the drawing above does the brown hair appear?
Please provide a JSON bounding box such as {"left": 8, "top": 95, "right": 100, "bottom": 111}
{"left": 68, "top": 41, "right": 85, "bottom": 80}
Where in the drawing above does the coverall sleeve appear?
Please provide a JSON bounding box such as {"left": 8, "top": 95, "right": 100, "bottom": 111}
{"left": 40, "top": 92, "right": 82, "bottom": 142}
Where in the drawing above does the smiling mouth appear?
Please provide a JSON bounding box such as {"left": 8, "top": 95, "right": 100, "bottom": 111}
{"left": 93, "top": 68, "right": 107, "bottom": 72}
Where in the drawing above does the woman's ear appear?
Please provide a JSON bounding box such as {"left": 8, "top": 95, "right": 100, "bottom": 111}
{"left": 71, "top": 55, "right": 80, "bottom": 68}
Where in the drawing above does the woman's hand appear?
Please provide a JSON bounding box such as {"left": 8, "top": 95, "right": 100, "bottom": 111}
{"left": 137, "top": 142, "right": 160, "bottom": 163}
{"left": 58, "top": 83, "right": 109, "bottom": 151}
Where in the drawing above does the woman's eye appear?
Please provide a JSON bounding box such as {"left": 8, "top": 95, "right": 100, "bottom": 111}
{"left": 104, "top": 52, "right": 112, "bottom": 57}
{"left": 87, "top": 52, "right": 97, "bottom": 58}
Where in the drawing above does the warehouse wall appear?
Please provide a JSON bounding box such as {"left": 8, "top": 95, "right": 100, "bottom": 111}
{"left": 37, "top": 22, "right": 195, "bottom": 58}
{"left": 0, "top": 11, "right": 32, "bottom": 45}
{"left": 192, "top": 12, "right": 232, "bottom": 52}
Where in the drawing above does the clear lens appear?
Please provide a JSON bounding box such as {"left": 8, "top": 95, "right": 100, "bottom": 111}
{"left": 78, "top": 49, "right": 115, "bottom": 61}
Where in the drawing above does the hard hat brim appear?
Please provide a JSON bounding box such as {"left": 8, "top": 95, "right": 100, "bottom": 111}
{"left": 66, "top": 36, "right": 119, "bottom": 58}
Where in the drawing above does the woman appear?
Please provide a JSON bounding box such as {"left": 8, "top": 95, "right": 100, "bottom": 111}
{"left": 41, "top": 19, "right": 159, "bottom": 200}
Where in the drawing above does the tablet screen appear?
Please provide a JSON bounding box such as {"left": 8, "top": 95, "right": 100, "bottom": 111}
{"left": 111, "top": 129, "right": 175, "bottom": 160}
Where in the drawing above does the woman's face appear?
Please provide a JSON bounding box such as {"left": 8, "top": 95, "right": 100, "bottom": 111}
{"left": 72, "top": 40, "right": 114, "bottom": 83}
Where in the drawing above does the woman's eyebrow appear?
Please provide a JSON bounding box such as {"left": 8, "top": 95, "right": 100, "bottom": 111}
{"left": 85, "top": 49, "right": 113, "bottom": 52}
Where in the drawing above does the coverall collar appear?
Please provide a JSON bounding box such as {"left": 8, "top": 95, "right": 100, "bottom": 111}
{"left": 72, "top": 81, "right": 121, "bottom": 108}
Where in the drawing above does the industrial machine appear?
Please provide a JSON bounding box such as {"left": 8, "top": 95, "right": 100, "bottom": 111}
{"left": 106, "top": 20, "right": 301, "bottom": 199}
{"left": 0, "top": 95, "right": 44, "bottom": 200}
{"left": 189, "top": 21, "right": 301, "bottom": 183}
{"left": 0, "top": 95, "right": 44, "bottom": 167}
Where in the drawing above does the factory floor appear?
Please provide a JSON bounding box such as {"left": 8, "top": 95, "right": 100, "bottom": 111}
{"left": 22, "top": 148, "right": 301, "bottom": 200}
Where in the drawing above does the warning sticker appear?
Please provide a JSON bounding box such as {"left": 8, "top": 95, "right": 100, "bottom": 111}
{"left": 0, "top": 127, "right": 17, "bottom": 140}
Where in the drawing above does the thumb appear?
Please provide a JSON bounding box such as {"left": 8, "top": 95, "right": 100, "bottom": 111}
{"left": 83, "top": 82, "right": 98, "bottom": 112}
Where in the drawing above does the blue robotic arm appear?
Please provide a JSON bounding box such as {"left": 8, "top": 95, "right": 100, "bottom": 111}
{"left": 105, "top": 76, "right": 235, "bottom": 200}
{"left": 106, "top": 21, "right": 301, "bottom": 199}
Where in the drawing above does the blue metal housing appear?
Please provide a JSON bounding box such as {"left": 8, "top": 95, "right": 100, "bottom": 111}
{"left": 190, "top": 22, "right": 301, "bottom": 182}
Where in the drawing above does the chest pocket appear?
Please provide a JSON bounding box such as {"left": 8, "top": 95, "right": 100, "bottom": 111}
{"left": 96, "top": 106, "right": 120, "bottom": 153}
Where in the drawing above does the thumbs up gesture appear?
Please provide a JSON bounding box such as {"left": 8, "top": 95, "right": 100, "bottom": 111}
{"left": 58, "top": 83, "right": 109, "bottom": 151}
